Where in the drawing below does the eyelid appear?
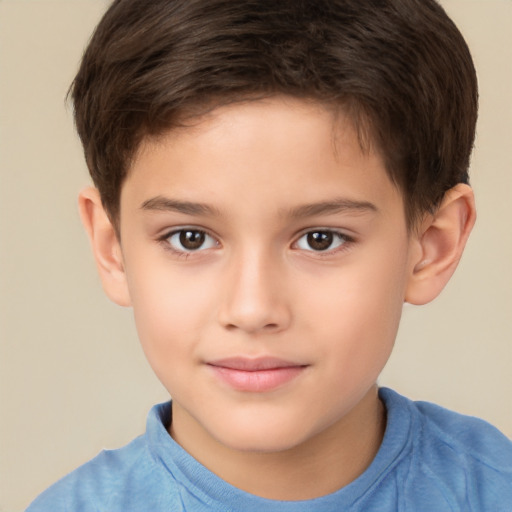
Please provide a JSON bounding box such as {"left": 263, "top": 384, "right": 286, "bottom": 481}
{"left": 292, "top": 228, "right": 355, "bottom": 253}
{"left": 158, "top": 226, "right": 220, "bottom": 254}
{"left": 156, "top": 226, "right": 354, "bottom": 256}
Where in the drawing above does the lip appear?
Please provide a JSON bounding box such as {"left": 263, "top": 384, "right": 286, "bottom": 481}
{"left": 206, "top": 357, "right": 308, "bottom": 393}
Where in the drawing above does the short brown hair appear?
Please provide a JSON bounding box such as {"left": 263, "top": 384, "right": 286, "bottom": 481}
{"left": 70, "top": 0, "right": 478, "bottom": 229}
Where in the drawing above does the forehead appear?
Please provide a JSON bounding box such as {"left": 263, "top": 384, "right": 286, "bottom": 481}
{"left": 121, "top": 97, "right": 403, "bottom": 221}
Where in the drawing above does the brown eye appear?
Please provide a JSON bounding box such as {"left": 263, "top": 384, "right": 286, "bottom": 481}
{"left": 306, "top": 231, "right": 333, "bottom": 251}
{"left": 166, "top": 229, "right": 217, "bottom": 252}
{"left": 295, "top": 230, "right": 349, "bottom": 252}
{"left": 179, "top": 230, "right": 205, "bottom": 250}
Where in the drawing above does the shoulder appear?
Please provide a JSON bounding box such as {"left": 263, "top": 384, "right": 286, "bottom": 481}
{"left": 414, "top": 397, "right": 512, "bottom": 470}
{"left": 26, "top": 435, "right": 148, "bottom": 511}
{"left": 380, "top": 388, "right": 512, "bottom": 510}
{"left": 26, "top": 403, "right": 180, "bottom": 512}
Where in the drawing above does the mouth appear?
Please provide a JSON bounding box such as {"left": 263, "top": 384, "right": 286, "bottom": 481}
{"left": 206, "top": 357, "right": 308, "bottom": 393}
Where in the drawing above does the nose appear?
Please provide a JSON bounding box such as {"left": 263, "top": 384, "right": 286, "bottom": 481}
{"left": 217, "top": 248, "right": 291, "bottom": 335}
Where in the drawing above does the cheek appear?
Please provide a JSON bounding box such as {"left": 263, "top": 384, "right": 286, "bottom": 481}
{"left": 125, "top": 261, "right": 214, "bottom": 377}
{"left": 298, "top": 249, "right": 408, "bottom": 377}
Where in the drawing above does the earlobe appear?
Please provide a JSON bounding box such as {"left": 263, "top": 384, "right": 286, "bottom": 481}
{"left": 78, "top": 187, "right": 132, "bottom": 307}
{"left": 405, "top": 183, "right": 476, "bottom": 305}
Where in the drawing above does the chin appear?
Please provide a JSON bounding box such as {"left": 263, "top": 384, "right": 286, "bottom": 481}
{"left": 209, "top": 414, "right": 314, "bottom": 454}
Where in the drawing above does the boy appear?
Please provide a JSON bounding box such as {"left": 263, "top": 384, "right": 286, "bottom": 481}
{"left": 27, "top": 0, "right": 512, "bottom": 510}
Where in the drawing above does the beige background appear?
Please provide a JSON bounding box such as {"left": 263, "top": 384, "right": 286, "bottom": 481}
{"left": 0, "top": 1, "right": 511, "bottom": 510}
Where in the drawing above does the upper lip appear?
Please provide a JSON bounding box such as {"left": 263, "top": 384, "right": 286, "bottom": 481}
{"left": 207, "top": 357, "right": 307, "bottom": 372}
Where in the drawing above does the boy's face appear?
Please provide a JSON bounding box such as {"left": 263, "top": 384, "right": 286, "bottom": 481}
{"left": 117, "top": 97, "right": 419, "bottom": 454}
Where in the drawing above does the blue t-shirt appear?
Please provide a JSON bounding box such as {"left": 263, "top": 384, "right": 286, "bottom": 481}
{"left": 26, "top": 388, "right": 512, "bottom": 511}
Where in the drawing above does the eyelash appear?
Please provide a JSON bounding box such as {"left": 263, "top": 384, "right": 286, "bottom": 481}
{"left": 158, "top": 228, "right": 218, "bottom": 257}
{"left": 293, "top": 229, "right": 354, "bottom": 255}
{"left": 158, "top": 227, "right": 354, "bottom": 257}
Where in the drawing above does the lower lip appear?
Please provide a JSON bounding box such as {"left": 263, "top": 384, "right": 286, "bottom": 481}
{"left": 208, "top": 365, "right": 306, "bottom": 392}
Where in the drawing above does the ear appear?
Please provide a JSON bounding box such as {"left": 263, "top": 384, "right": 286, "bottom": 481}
{"left": 405, "top": 183, "right": 476, "bottom": 305}
{"left": 78, "top": 187, "right": 132, "bottom": 307}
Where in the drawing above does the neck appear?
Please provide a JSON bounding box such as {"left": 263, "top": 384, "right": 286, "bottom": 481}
{"left": 170, "top": 385, "right": 386, "bottom": 501}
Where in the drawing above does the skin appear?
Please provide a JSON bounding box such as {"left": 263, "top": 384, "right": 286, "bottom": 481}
{"left": 80, "top": 96, "right": 476, "bottom": 500}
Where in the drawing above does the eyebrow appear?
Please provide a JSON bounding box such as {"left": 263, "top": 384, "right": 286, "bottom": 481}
{"left": 140, "top": 196, "right": 220, "bottom": 216}
{"left": 140, "top": 195, "right": 378, "bottom": 219}
{"left": 284, "top": 198, "right": 378, "bottom": 219}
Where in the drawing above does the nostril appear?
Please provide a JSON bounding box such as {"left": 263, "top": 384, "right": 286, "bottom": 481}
{"left": 223, "top": 322, "right": 279, "bottom": 332}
